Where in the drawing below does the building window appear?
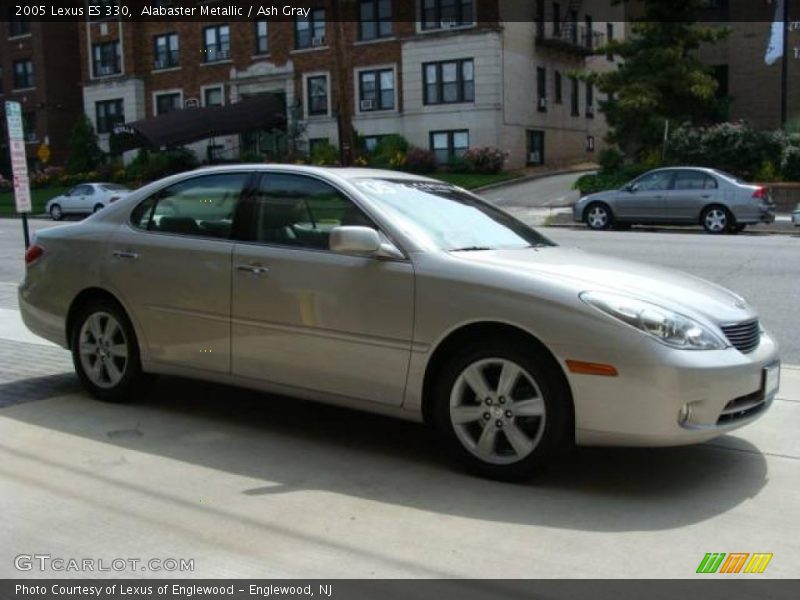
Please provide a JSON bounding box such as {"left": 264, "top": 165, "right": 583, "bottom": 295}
{"left": 536, "top": 67, "right": 547, "bottom": 112}
{"left": 606, "top": 23, "right": 614, "bottom": 60}
{"left": 306, "top": 75, "right": 328, "bottom": 116}
{"left": 430, "top": 130, "right": 469, "bottom": 164}
{"left": 95, "top": 99, "right": 124, "bottom": 134}
{"left": 569, "top": 9, "right": 579, "bottom": 44}
{"left": 552, "top": 2, "right": 561, "bottom": 36}
{"left": 203, "top": 86, "right": 224, "bottom": 107}
{"left": 535, "top": 0, "right": 544, "bottom": 37}
{"left": 295, "top": 9, "right": 326, "bottom": 49}
{"left": 92, "top": 41, "right": 121, "bottom": 77}
{"left": 153, "top": 33, "right": 179, "bottom": 70}
{"left": 9, "top": 13, "right": 30, "bottom": 37}
{"left": 203, "top": 25, "right": 230, "bottom": 62}
{"left": 421, "top": 0, "right": 474, "bottom": 30}
{"left": 13, "top": 60, "right": 34, "bottom": 89}
{"left": 362, "top": 135, "right": 389, "bottom": 153}
{"left": 585, "top": 82, "right": 594, "bottom": 117}
{"left": 586, "top": 135, "right": 595, "bottom": 152}
{"left": 359, "top": 0, "right": 392, "bottom": 40}
{"left": 570, "top": 77, "right": 579, "bottom": 116}
{"left": 255, "top": 21, "right": 268, "bottom": 54}
{"left": 554, "top": 71, "right": 562, "bottom": 104}
{"left": 423, "top": 59, "right": 474, "bottom": 105}
{"left": 22, "top": 111, "right": 36, "bottom": 142}
{"left": 155, "top": 92, "right": 181, "bottom": 115}
{"left": 712, "top": 64, "right": 729, "bottom": 99}
{"left": 358, "top": 68, "right": 395, "bottom": 111}
{"left": 528, "top": 130, "right": 544, "bottom": 165}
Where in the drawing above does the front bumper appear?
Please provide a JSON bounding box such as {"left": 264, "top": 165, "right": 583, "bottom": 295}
{"left": 568, "top": 331, "right": 779, "bottom": 447}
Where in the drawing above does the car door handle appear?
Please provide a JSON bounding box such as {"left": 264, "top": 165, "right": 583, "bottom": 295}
{"left": 701, "top": 194, "right": 711, "bottom": 198}
{"left": 236, "top": 263, "right": 270, "bottom": 276}
{"left": 112, "top": 250, "right": 139, "bottom": 260}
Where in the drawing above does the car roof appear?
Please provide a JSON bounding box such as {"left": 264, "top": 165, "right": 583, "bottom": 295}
{"left": 179, "top": 164, "right": 441, "bottom": 183}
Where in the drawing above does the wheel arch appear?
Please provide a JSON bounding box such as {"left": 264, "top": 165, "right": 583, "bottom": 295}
{"left": 420, "top": 321, "right": 574, "bottom": 434}
{"left": 583, "top": 200, "right": 615, "bottom": 224}
{"left": 66, "top": 287, "right": 132, "bottom": 351}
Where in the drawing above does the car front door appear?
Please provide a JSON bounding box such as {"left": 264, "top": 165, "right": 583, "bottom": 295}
{"left": 63, "top": 185, "right": 87, "bottom": 213}
{"left": 104, "top": 172, "right": 250, "bottom": 373}
{"left": 231, "top": 172, "right": 415, "bottom": 406}
{"left": 665, "top": 170, "right": 719, "bottom": 222}
{"left": 616, "top": 170, "right": 674, "bottom": 221}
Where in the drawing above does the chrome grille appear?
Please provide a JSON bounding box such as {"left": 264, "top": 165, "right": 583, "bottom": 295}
{"left": 720, "top": 320, "right": 760, "bottom": 353}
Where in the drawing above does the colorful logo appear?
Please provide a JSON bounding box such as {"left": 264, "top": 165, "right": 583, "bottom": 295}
{"left": 696, "top": 553, "right": 773, "bottom": 574}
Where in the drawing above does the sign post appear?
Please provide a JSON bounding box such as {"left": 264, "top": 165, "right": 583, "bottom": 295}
{"left": 4, "top": 101, "right": 32, "bottom": 248}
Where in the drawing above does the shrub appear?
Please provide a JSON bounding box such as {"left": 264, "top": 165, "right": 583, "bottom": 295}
{"left": 463, "top": 146, "right": 508, "bottom": 174}
{"left": 66, "top": 115, "right": 104, "bottom": 174}
{"left": 310, "top": 141, "right": 340, "bottom": 166}
{"left": 446, "top": 155, "right": 474, "bottom": 174}
{"left": 403, "top": 147, "right": 436, "bottom": 174}
{"left": 782, "top": 145, "right": 800, "bottom": 182}
{"left": 370, "top": 134, "right": 410, "bottom": 168}
{"left": 573, "top": 163, "right": 650, "bottom": 195}
{"left": 597, "top": 147, "right": 625, "bottom": 172}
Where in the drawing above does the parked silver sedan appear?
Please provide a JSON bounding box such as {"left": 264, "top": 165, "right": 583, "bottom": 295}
{"left": 46, "top": 182, "right": 131, "bottom": 221}
{"left": 19, "top": 166, "right": 780, "bottom": 480}
{"left": 573, "top": 167, "right": 775, "bottom": 233}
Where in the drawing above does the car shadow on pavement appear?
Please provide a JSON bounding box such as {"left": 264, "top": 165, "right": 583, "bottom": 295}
{"left": 1, "top": 374, "right": 769, "bottom": 533}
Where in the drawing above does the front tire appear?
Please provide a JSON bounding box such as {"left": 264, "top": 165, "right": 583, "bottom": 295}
{"left": 701, "top": 205, "right": 732, "bottom": 234}
{"left": 71, "top": 299, "right": 146, "bottom": 402}
{"left": 432, "top": 339, "right": 570, "bottom": 481}
{"left": 50, "top": 204, "right": 63, "bottom": 221}
{"left": 584, "top": 202, "right": 613, "bottom": 230}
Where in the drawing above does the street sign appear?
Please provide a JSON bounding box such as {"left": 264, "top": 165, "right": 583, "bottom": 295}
{"left": 5, "top": 101, "right": 32, "bottom": 246}
{"left": 37, "top": 143, "right": 51, "bottom": 164}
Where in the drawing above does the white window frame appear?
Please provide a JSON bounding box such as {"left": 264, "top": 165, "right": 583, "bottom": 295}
{"left": 354, "top": 63, "right": 398, "bottom": 115}
{"left": 201, "top": 83, "right": 226, "bottom": 107}
{"left": 416, "top": 0, "right": 476, "bottom": 34}
{"left": 302, "top": 71, "right": 331, "bottom": 119}
{"left": 152, "top": 88, "right": 184, "bottom": 116}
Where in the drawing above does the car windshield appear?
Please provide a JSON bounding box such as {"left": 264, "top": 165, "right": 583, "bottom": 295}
{"left": 101, "top": 183, "right": 130, "bottom": 192}
{"left": 353, "top": 179, "right": 555, "bottom": 251}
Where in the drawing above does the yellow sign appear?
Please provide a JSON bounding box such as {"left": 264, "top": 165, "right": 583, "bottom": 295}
{"left": 37, "top": 143, "right": 50, "bottom": 164}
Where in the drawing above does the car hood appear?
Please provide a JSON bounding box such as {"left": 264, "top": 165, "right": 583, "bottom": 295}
{"left": 453, "top": 246, "right": 756, "bottom": 326}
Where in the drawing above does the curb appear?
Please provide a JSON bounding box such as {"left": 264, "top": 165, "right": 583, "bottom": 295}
{"left": 472, "top": 167, "right": 597, "bottom": 193}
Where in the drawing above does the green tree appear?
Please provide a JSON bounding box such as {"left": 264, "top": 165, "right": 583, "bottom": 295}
{"left": 65, "top": 115, "right": 104, "bottom": 173}
{"left": 587, "top": 0, "right": 730, "bottom": 160}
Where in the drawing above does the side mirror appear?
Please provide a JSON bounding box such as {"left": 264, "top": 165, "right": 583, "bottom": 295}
{"left": 330, "top": 226, "right": 381, "bottom": 255}
{"left": 626, "top": 183, "right": 639, "bottom": 193}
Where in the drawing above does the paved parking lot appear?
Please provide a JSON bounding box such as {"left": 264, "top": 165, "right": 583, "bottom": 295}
{"left": 1, "top": 215, "right": 799, "bottom": 579}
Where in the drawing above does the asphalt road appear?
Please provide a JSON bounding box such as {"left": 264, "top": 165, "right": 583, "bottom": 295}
{"left": 484, "top": 171, "right": 586, "bottom": 208}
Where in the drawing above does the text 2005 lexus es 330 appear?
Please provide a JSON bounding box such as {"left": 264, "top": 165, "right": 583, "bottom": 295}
{"left": 19, "top": 166, "right": 780, "bottom": 480}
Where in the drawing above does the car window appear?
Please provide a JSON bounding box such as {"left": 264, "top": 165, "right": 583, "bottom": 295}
{"left": 82, "top": 185, "right": 95, "bottom": 196}
{"left": 634, "top": 171, "right": 674, "bottom": 192}
{"left": 130, "top": 173, "right": 248, "bottom": 239}
{"left": 248, "top": 173, "right": 376, "bottom": 250}
{"left": 673, "top": 171, "right": 717, "bottom": 191}
{"left": 101, "top": 184, "right": 130, "bottom": 192}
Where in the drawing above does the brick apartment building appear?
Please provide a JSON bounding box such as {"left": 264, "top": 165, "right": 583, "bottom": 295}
{"left": 77, "top": 0, "right": 624, "bottom": 169}
{"left": 0, "top": 15, "right": 83, "bottom": 169}
{"left": 695, "top": 0, "right": 800, "bottom": 130}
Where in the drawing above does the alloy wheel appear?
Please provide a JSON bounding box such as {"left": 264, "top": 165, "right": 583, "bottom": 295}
{"left": 449, "top": 358, "right": 546, "bottom": 465}
{"left": 78, "top": 311, "right": 129, "bottom": 389}
{"left": 587, "top": 206, "right": 609, "bottom": 230}
{"left": 704, "top": 208, "right": 728, "bottom": 233}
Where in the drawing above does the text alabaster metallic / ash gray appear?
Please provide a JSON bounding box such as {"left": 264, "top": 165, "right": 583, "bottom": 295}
{"left": 20, "top": 166, "right": 778, "bottom": 457}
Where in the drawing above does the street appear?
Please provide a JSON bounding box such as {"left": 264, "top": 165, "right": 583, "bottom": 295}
{"left": 1, "top": 185, "right": 799, "bottom": 578}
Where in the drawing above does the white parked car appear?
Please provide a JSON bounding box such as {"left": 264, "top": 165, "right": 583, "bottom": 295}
{"left": 792, "top": 203, "right": 800, "bottom": 227}
{"left": 46, "top": 183, "right": 131, "bottom": 221}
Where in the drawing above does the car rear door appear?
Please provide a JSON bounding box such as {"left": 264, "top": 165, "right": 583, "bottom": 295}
{"left": 104, "top": 172, "right": 250, "bottom": 374}
{"left": 230, "top": 172, "right": 415, "bottom": 406}
{"left": 666, "top": 170, "right": 718, "bottom": 222}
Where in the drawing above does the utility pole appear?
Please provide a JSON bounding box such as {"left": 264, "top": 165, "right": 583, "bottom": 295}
{"left": 781, "top": 0, "right": 789, "bottom": 126}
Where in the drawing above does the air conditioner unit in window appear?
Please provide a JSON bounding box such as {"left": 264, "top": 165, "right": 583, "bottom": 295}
{"left": 311, "top": 36, "right": 326, "bottom": 47}
{"left": 154, "top": 59, "right": 166, "bottom": 70}
{"left": 440, "top": 19, "right": 457, "bottom": 29}
{"left": 97, "top": 66, "right": 115, "bottom": 76}
{"left": 538, "top": 97, "right": 547, "bottom": 109}
{"left": 360, "top": 99, "right": 375, "bottom": 111}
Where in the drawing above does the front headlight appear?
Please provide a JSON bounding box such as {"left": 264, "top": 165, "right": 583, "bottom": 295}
{"left": 580, "top": 291, "right": 728, "bottom": 350}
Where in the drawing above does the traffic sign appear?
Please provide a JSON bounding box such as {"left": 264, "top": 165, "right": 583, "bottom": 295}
{"left": 5, "top": 101, "right": 32, "bottom": 246}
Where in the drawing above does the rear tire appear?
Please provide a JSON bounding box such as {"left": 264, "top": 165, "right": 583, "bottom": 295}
{"left": 584, "top": 202, "right": 613, "bottom": 231}
{"left": 432, "top": 338, "right": 570, "bottom": 481}
{"left": 50, "top": 204, "right": 63, "bottom": 221}
{"left": 701, "top": 205, "right": 732, "bottom": 234}
{"left": 71, "top": 298, "right": 148, "bottom": 402}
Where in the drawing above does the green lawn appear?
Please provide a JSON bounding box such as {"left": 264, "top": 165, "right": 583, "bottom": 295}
{"left": 433, "top": 171, "right": 522, "bottom": 190}
{"left": 0, "top": 186, "right": 69, "bottom": 217}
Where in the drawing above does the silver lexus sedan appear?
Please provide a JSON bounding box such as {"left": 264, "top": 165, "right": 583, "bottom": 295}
{"left": 19, "top": 166, "right": 780, "bottom": 480}
{"left": 573, "top": 167, "right": 776, "bottom": 233}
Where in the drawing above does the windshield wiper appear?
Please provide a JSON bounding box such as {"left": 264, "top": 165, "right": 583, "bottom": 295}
{"left": 449, "top": 246, "right": 493, "bottom": 252}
